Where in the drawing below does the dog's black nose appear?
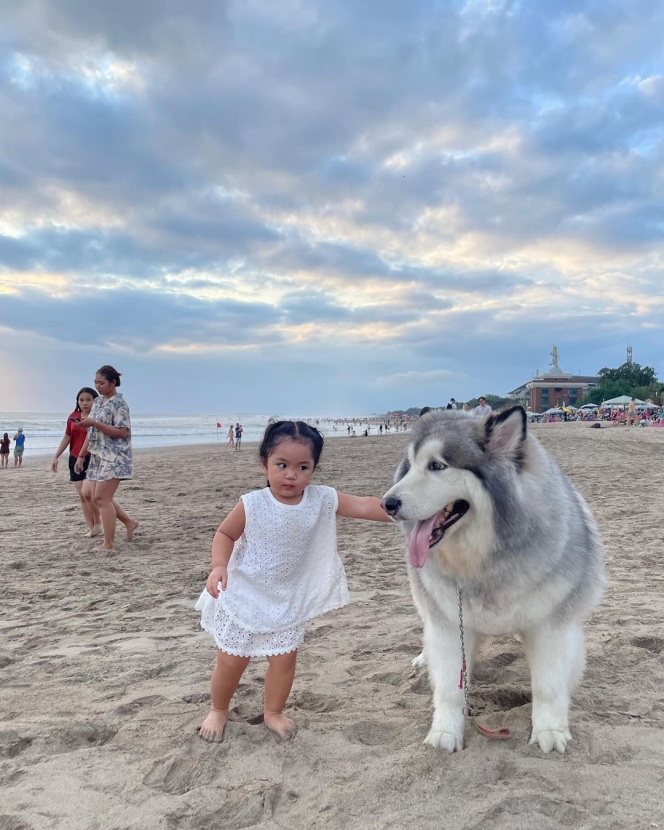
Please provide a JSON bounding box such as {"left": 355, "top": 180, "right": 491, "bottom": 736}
{"left": 382, "top": 496, "right": 401, "bottom": 515}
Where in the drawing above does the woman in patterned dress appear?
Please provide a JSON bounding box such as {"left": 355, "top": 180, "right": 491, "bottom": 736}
{"left": 75, "top": 365, "right": 139, "bottom": 551}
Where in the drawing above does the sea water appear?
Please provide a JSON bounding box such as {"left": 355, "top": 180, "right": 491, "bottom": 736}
{"left": 0, "top": 413, "right": 370, "bottom": 456}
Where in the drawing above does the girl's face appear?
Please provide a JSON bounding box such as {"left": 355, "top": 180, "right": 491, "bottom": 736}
{"left": 263, "top": 438, "right": 316, "bottom": 505}
{"left": 77, "top": 392, "right": 95, "bottom": 414}
{"left": 94, "top": 373, "right": 116, "bottom": 397}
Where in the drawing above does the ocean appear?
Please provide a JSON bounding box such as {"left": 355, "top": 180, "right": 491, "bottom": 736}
{"left": 0, "top": 413, "right": 375, "bottom": 456}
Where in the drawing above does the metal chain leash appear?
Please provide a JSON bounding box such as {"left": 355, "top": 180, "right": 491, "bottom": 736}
{"left": 456, "top": 583, "right": 473, "bottom": 718}
{"left": 456, "top": 582, "right": 511, "bottom": 740}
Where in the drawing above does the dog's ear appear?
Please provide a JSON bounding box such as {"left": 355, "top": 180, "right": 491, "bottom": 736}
{"left": 483, "top": 406, "right": 527, "bottom": 462}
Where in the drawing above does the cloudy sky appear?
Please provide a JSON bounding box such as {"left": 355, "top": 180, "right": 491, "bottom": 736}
{"left": 2, "top": 0, "right": 663, "bottom": 414}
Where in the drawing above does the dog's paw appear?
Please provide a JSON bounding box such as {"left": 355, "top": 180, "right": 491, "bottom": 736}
{"left": 424, "top": 727, "right": 464, "bottom": 753}
{"left": 529, "top": 727, "right": 572, "bottom": 754}
{"left": 411, "top": 651, "right": 426, "bottom": 669}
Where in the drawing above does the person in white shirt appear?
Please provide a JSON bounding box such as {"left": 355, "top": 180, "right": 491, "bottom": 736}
{"left": 473, "top": 396, "right": 492, "bottom": 416}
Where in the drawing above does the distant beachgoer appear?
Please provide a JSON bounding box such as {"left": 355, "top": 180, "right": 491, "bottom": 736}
{"left": 0, "top": 432, "right": 9, "bottom": 468}
{"left": 226, "top": 425, "right": 235, "bottom": 447}
{"left": 234, "top": 422, "right": 243, "bottom": 451}
{"left": 194, "top": 420, "right": 391, "bottom": 743}
{"left": 462, "top": 403, "right": 470, "bottom": 413}
{"left": 51, "top": 387, "right": 102, "bottom": 537}
{"left": 473, "top": 397, "right": 492, "bottom": 417}
{"left": 446, "top": 398, "right": 457, "bottom": 410}
{"left": 75, "top": 365, "right": 138, "bottom": 551}
{"left": 627, "top": 397, "right": 637, "bottom": 426}
{"left": 12, "top": 428, "right": 25, "bottom": 467}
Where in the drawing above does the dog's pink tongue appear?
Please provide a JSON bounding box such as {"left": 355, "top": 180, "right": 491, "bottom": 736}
{"left": 408, "top": 515, "right": 439, "bottom": 568}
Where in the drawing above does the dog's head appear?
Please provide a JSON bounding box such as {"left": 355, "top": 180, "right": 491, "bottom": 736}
{"left": 382, "top": 405, "right": 528, "bottom": 576}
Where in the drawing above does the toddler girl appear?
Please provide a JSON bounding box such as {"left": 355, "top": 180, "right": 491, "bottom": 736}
{"left": 195, "top": 420, "right": 391, "bottom": 742}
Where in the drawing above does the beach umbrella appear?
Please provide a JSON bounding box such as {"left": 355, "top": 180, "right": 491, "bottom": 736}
{"left": 600, "top": 395, "right": 644, "bottom": 408}
{"left": 544, "top": 407, "right": 564, "bottom": 415}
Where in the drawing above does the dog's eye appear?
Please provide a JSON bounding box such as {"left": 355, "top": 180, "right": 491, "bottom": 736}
{"left": 428, "top": 460, "right": 447, "bottom": 471}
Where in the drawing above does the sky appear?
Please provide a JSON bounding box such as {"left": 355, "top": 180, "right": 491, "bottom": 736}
{"left": 1, "top": 0, "right": 663, "bottom": 414}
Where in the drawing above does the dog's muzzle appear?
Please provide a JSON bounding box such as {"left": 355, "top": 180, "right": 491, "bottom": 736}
{"left": 382, "top": 497, "right": 401, "bottom": 516}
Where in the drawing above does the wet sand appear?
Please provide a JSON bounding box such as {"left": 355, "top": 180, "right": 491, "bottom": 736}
{"left": 1, "top": 423, "right": 663, "bottom": 829}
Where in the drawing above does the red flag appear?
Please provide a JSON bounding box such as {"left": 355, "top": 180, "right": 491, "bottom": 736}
{"left": 216, "top": 422, "right": 222, "bottom": 428}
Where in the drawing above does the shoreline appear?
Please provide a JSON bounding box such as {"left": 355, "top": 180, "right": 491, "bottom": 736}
{"left": 12, "top": 427, "right": 409, "bottom": 460}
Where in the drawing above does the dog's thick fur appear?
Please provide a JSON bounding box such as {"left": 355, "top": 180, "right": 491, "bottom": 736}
{"left": 383, "top": 406, "right": 605, "bottom": 753}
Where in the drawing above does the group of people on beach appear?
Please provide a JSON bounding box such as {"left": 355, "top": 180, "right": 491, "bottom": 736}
{"left": 51, "top": 365, "right": 138, "bottom": 551}
{"left": 225, "top": 422, "right": 243, "bottom": 450}
{"left": 0, "top": 428, "right": 25, "bottom": 468}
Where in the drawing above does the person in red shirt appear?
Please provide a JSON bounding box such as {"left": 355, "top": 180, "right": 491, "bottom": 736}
{"left": 52, "top": 387, "right": 102, "bottom": 537}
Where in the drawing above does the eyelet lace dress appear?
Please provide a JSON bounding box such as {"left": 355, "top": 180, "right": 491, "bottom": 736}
{"left": 195, "top": 485, "right": 349, "bottom": 657}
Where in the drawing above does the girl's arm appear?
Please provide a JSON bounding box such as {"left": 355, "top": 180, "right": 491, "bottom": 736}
{"left": 51, "top": 435, "right": 71, "bottom": 472}
{"left": 73, "top": 434, "right": 91, "bottom": 473}
{"left": 336, "top": 492, "right": 391, "bottom": 522}
{"left": 206, "top": 500, "right": 247, "bottom": 597}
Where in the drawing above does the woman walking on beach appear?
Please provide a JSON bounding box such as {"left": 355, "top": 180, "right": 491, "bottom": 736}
{"left": 226, "top": 424, "right": 235, "bottom": 448}
{"left": 0, "top": 433, "right": 9, "bottom": 468}
{"left": 75, "top": 365, "right": 138, "bottom": 551}
{"left": 51, "top": 387, "right": 102, "bottom": 536}
{"left": 195, "top": 420, "right": 391, "bottom": 742}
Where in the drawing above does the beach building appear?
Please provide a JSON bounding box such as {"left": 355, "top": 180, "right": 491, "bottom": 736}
{"left": 508, "top": 347, "right": 600, "bottom": 413}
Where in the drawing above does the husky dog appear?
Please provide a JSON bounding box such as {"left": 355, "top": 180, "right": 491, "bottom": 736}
{"left": 382, "top": 406, "right": 604, "bottom": 754}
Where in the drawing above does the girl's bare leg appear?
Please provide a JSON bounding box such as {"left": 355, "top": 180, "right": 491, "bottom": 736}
{"left": 74, "top": 480, "right": 100, "bottom": 533}
{"left": 112, "top": 499, "right": 139, "bottom": 540}
{"left": 82, "top": 480, "right": 101, "bottom": 536}
{"left": 264, "top": 650, "right": 297, "bottom": 738}
{"left": 93, "top": 479, "right": 121, "bottom": 550}
{"left": 199, "top": 651, "right": 251, "bottom": 742}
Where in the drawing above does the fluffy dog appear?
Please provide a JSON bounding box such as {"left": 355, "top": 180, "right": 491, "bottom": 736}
{"left": 382, "top": 406, "right": 605, "bottom": 753}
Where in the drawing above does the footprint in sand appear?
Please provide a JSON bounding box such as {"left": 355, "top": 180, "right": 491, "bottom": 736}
{"left": 143, "top": 754, "right": 218, "bottom": 795}
{"left": 483, "top": 685, "right": 532, "bottom": 709}
{"left": 630, "top": 636, "right": 664, "bottom": 654}
{"left": 115, "top": 695, "right": 166, "bottom": 716}
{"left": 0, "top": 730, "right": 33, "bottom": 759}
{"left": 41, "top": 723, "right": 118, "bottom": 754}
{"left": 292, "top": 690, "right": 341, "bottom": 713}
{"left": 343, "top": 720, "right": 402, "bottom": 746}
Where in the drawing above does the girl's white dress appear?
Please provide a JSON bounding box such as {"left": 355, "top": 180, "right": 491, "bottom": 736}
{"left": 195, "top": 485, "right": 349, "bottom": 656}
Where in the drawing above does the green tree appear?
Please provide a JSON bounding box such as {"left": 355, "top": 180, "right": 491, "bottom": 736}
{"left": 581, "top": 363, "right": 661, "bottom": 406}
{"left": 597, "top": 362, "right": 657, "bottom": 387}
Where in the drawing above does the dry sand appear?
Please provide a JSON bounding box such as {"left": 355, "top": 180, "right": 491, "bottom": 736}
{"left": 1, "top": 424, "right": 663, "bottom": 830}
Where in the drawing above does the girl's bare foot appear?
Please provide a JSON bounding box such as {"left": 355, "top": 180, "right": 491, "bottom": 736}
{"left": 264, "top": 712, "right": 296, "bottom": 739}
{"left": 126, "top": 520, "right": 139, "bottom": 541}
{"left": 85, "top": 523, "right": 102, "bottom": 538}
{"left": 93, "top": 543, "right": 114, "bottom": 551}
{"left": 198, "top": 709, "right": 228, "bottom": 742}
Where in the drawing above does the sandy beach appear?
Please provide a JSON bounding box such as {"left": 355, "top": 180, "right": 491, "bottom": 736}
{"left": 1, "top": 424, "right": 663, "bottom": 830}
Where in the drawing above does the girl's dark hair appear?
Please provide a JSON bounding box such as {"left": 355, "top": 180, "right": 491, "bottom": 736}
{"left": 75, "top": 387, "right": 99, "bottom": 411}
{"left": 3, "top": 433, "right": 8, "bottom": 441}
{"left": 96, "top": 365, "right": 122, "bottom": 387}
{"left": 259, "top": 421, "right": 324, "bottom": 468}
